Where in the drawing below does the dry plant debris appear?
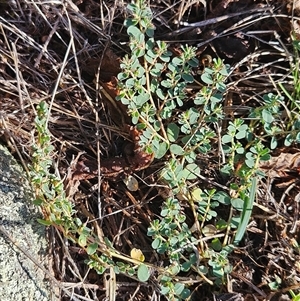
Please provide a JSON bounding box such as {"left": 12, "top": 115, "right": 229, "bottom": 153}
{"left": 0, "top": 0, "right": 300, "bottom": 300}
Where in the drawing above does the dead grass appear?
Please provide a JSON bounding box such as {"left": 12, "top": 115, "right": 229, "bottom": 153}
{"left": 0, "top": 0, "right": 300, "bottom": 300}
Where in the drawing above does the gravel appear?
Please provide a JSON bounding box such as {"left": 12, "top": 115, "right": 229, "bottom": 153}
{"left": 0, "top": 144, "right": 56, "bottom": 300}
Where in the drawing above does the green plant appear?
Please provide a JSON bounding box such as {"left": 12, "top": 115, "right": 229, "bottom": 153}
{"left": 29, "top": 101, "right": 152, "bottom": 286}
{"left": 117, "top": 1, "right": 265, "bottom": 299}
{"left": 30, "top": 101, "right": 76, "bottom": 231}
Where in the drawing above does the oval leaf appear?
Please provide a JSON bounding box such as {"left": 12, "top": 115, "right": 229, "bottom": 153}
{"left": 137, "top": 264, "right": 150, "bottom": 282}
{"left": 170, "top": 144, "right": 184, "bottom": 155}
{"left": 183, "top": 163, "right": 200, "bottom": 180}
{"left": 201, "top": 72, "right": 213, "bottom": 85}
{"left": 87, "top": 243, "right": 98, "bottom": 255}
{"left": 231, "top": 198, "right": 244, "bottom": 211}
{"left": 78, "top": 233, "right": 88, "bottom": 247}
{"left": 167, "top": 123, "right": 179, "bottom": 142}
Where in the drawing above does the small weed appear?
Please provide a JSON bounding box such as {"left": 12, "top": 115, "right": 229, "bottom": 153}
{"left": 117, "top": 1, "right": 263, "bottom": 299}
{"left": 29, "top": 101, "right": 152, "bottom": 285}
{"left": 30, "top": 101, "right": 76, "bottom": 230}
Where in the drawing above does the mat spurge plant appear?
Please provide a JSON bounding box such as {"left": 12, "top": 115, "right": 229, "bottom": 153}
{"left": 116, "top": 0, "right": 261, "bottom": 299}
{"left": 30, "top": 101, "right": 76, "bottom": 230}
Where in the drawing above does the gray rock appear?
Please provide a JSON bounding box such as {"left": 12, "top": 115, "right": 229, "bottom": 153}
{"left": 0, "top": 144, "right": 56, "bottom": 300}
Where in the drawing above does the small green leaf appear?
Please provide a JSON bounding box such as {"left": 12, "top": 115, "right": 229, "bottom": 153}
{"left": 136, "top": 92, "right": 150, "bottom": 106}
{"left": 245, "top": 152, "right": 255, "bottom": 168}
{"left": 154, "top": 62, "right": 164, "bottom": 70}
{"left": 262, "top": 109, "right": 274, "bottom": 123}
{"left": 170, "top": 144, "right": 184, "bottom": 155}
{"left": 216, "top": 219, "right": 228, "bottom": 230}
{"left": 131, "top": 111, "right": 140, "bottom": 124}
{"left": 146, "top": 40, "right": 155, "bottom": 52}
{"left": 222, "top": 134, "right": 232, "bottom": 144}
{"left": 161, "top": 79, "right": 172, "bottom": 88}
{"left": 126, "top": 78, "right": 136, "bottom": 88}
{"left": 191, "top": 187, "right": 202, "bottom": 201}
{"left": 211, "top": 238, "right": 222, "bottom": 251}
{"left": 157, "top": 243, "right": 167, "bottom": 253}
{"left": 217, "top": 82, "right": 226, "bottom": 92}
{"left": 185, "top": 151, "right": 196, "bottom": 163}
{"left": 270, "top": 136, "right": 277, "bottom": 149}
{"left": 212, "top": 265, "right": 224, "bottom": 278}
{"left": 146, "top": 28, "right": 154, "bottom": 37}
{"left": 188, "top": 57, "right": 198, "bottom": 67}
{"left": 169, "top": 264, "right": 180, "bottom": 275}
{"left": 152, "top": 237, "right": 161, "bottom": 249}
{"left": 156, "top": 88, "right": 165, "bottom": 100}
{"left": 213, "top": 191, "right": 231, "bottom": 205}
{"left": 127, "top": 25, "right": 142, "bottom": 38}
{"left": 78, "top": 233, "right": 88, "bottom": 247}
{"left": 181, "top": 262, "right": 192, "bottom": 272}
{"left": 188, "top": 107, "right": 199, "bottom": 124}
{"left": 172, "top": 57, "right": 183, "bottom": 65}
{"left": 284, "top": 133, "right": 294, "bottom": 146}
{"left": 161, "top": 285, "right": 170, "bottom": 295}
{"left": 236, "top": 130, "right": 246, "bottom": 140}
{"left": 182, "top": 73, "right": 194, "bottom": 82}
{"left": 161, "top": 52, "right": 172, "bottom": 62}
{"left": 201, "top": 72, "right": 213, "bottom": 85}
{"left": 174, "top": 283, "right": 185, "bottom": 295}
{"left": 117, "top": 72, "right": 129, "bottom": 80}
{"left": 150, "top": 68, "right": 161, "bottom": 77}
{"left": 87, "top": 243, "right": 98, "bottom": 255}
{"left": 184, "top": 163, "right": 200, "bottom": 180}
{"left": 236, "top": 147, "right": 244, "bottom": 154}
{"left": 154, "top": 142, "right": 169, "bottom": 159}
{"left": 194, "top": 94, "right": 206, "bottom": 105}
{"left": 231, "top": 198, "right": 244, "bottom": 211}
{"left": 198, "top": 265, "right": 208, "bottom": 274}
{"left": 145, "top": 54, "right": 154, "bottom": 64}
{"left": 210, "top": 93, "right": 222, "bottom": 103}
{"left": 180, "top": 288, "right": 191, "bottom": 299}
{"left": 170, "top": 236, "right": 178, "bottom": 246}
{"left": 167, "top": 123, "right": 179, "bottom": 142}
{"left": 219, "top": 64, "right": 229, "bottom": 76}
{"left": 119, "top": 96, "right": 130, "bottom": 105}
